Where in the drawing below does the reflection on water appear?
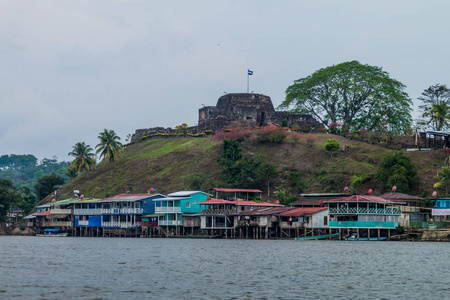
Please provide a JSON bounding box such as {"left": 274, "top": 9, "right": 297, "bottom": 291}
{"left": 1, "top": 236, "right": 449, "bottom": 299}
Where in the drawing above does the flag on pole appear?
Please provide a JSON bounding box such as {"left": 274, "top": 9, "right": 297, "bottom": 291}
{"left": 248, "top": 69, "right": 253, "bottom": 76}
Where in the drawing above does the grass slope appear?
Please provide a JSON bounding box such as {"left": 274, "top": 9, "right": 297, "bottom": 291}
{"left": 43, "top": 134, "right": 446, "bottom": 204}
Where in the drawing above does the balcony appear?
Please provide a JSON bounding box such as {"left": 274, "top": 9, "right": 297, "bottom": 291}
{"left": 49, "top": 209, "right": 72, "bottom": 215}
{"left": 50, "top": 221, "right": 72, "bottom": 227}
{"left": 101, "top": 221, "right": 142, "bottom": 228}
{"left": 329, "top": 220, "right": 397, "bottom": 228}
{"left": 158, "top": 220, "right": 183, "bottom": 226}
{"left": 101, "top": 208, "right": 143, "bottom": 214}
{"left": 201, "top": 208, "right": 237, "bottom": 215}
{"left": 328, "top": 207, "right": 401, "bottom": 215}
{"left": 155, "top": 207, "right": 181, "bottom": 213}
{"left": 74, "top": 209, "right": 102, "bottom": 215}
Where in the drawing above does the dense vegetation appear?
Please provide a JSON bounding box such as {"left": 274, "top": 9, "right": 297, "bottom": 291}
{"left": 0, "top": 154, "right": 69, "bottom": 190}
{"left": 35, "top": 132, "right": 445, "bottom": 207}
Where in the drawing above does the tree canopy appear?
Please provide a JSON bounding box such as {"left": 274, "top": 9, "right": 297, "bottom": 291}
{"left": 0, "top": 154, "right": 37, "bottom": 171}
{"left": 95, "top": 129, "right": 123, "bottom": 163}
{"left": 0, "top": 179, "right": 20, "bottom": 222}
{"left": 376, "top": 152, "right": 419, "bottom": 193}
{"left": 34, "top": 174, "right": 65, "bottom": 200}
{"left": 68, "top": 142, "right": 96, "bottom": 174}
{"left": 418, "top": 84, "right": 450, "bottom": 131}
{"left": 280, "top": 61, "right": 412, "bottom": 134}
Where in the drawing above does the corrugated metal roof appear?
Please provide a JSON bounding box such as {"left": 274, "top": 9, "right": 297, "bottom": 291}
{"left": 167, "top": 191, "right": 211, "bottom": 197}
{"left": 380, "top": 192, "right": 424, "bottom": 201}
{"left": 199, "top": 199, "right": 283, "bottom": 207}
{"left": 237, "top": 207, "right": 292, "bottom": 216}
{"left": 277, "top": 207, "right": 327, "bottom": 217}
{"left": 324, "top": 195, "right": 406, "bottom": 204}
{"left": 153, "top": 197, "right": 190, "bottom": 201}
{"left": 290, "top": 199, "right": 324, "bottom": 206}
{"left": 33, "top": 210, "right": 51, "bottom": 217}
{"left": 213, "top": 188, "right": 263, "bottom": 193}
{"left": 100, "top": 193, "right": 163, "bottom": 202}
{"left": 51, "top": 198, "right": 80, "bottom": 205}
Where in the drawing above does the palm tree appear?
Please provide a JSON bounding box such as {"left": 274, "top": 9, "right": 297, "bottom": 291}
{"left": 64, "top": 166, "right": 78, "bottom": 180}
{"left": 434, "top": 165, "right": 450, "bottom": 196}
{"left": 68, "top": 142, "right": 96, "bottom": 174}
{"left": 95, "top": 129, "right": 123, "bottom": 163}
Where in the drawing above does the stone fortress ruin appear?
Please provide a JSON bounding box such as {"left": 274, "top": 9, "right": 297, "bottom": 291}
{"left": 131, "top": 93, "right": 324, "bottom": 142}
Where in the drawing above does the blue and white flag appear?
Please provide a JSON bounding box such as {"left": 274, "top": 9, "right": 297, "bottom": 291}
{"left": 248, "top": 69, "right": 253, "bottom": 76}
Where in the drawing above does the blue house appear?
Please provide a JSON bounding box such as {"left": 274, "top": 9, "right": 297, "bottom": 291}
{"left": 99, "top": 193, "right": 166, "bottom": 229}
{"left": 154, "top": 191, "right": 211, "bottom": 235}
{"left": 432, "top": 199, "right": 450, "bottom": 222}
{"left": 73, "top": 198, "right": 102, "bottom": 236}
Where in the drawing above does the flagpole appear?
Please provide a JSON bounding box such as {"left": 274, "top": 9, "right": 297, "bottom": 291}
{"left": 247, "top": 72, "right": 249, "bottom": 93}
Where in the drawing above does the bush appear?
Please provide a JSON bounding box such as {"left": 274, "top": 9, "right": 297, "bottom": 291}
{"left": 324, "top": 138, "right": 340, "bottom": 153}
{"left": 255, "top": 125, "right": 287, "bottom": 143}
{"left": 396, "top": 225, "right": 405, "bottom": 234}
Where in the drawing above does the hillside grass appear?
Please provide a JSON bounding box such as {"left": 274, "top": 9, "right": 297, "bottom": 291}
{"left": 42, "top": 134, "right": 446, "bottom": 204}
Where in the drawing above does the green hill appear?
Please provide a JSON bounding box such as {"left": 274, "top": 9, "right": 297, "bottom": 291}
{"left": 41, "top": 134, "right": 446, "bottom": 204}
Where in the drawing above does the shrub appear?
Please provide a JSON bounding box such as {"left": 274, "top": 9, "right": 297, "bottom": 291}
{"left": 255, "top": 125, "right": 287, "bottom": 143}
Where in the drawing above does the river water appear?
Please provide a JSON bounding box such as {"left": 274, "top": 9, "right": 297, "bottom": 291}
{"left": 0, "top": 236, "right": 448, "bottom": 299}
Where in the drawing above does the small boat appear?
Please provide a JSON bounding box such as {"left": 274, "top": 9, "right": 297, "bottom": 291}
{"left": 295, "top": 233, "right": 339, "bottom": 240}
{"left": 345, "top": 235, "right": 387, "bottom": 241}
{"left": 36, "top": 228, "right": 68, "bottom": 237}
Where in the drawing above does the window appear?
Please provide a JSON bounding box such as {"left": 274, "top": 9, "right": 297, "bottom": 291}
{"left": 186, "top": 202, "right": 191, "bottom": 208}
{"left": 324, "top": 216, "right": 328, "bottom": 226}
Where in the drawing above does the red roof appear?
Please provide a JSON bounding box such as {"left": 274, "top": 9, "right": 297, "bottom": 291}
{"left": 199, "top": 199, "right": 283, "bottom": 207}
{"left": 324, "top": 195, "right": 405, "bottom": 204}
{"left": 33, "top": 210, "right": 51, "bottom": 217}
{"left": 277, "top": 207, "right": 327, "bottom": 217}
{"left": 213, "top": 188, "right": 263, "bottom": 193}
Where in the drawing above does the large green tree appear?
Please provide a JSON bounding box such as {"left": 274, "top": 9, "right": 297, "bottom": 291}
{"left": 280, "top": 61, "right": 412, "bottom": 134}
{"left": 376, "top": 152, "right": 419, "bottom": 193}
{"left": 418, "top": 84, "right": 450, "bottom": 130}
{"left": 95, "top": 129, "right": 123, "bottom": 163}
{"left": 34, "top": 174, "right": 65, "bottom": 200}
{"left": 0, "top": 179, "right": 19, "bottom": 222}
{"left": 68, "top": 142, "right": 96, "bottom": 174}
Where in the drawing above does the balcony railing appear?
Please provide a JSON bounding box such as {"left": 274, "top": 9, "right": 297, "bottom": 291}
{"left": 101, "top": 221, "right": 142, "bottom": 228}
{"left": 50, "top": 209, "right": 72, "bottom": 215}
{"left": 50, "top": 221, "right": 72, "bottom": 227}
{"left": 101, "top": 208, "right": 143, "bottom": 214}
{"left": 158, "top": 220, "right": 183, "bottom": 226}
{"left": 328, "top": 207, "right": 401, "bottom": 215}
{"left": 200, "top": 208, "right": 237, "bottom": 215}
{"left": 329, "top": 220, "right": 397, "bottom": 228}
{"left": 74, "top": 209, "right": 102, "bottom": 215}
{"left": 155, "top": 207, "right": 181, "bottom": 213}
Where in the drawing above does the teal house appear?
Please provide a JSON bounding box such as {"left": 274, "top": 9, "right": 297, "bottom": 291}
{"left": 154, "top": 191, "right": 211, "bottom": 235}
{"left": 324, "top": 194, "right": 404, "bottom": 239}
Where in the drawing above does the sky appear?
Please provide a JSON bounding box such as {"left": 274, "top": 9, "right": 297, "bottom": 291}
{"left": 0, "top": 1, "right": 449, "bottom": 162}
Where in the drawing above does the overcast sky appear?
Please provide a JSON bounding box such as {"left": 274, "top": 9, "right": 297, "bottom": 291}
{"left": 1, "top": 1, "right": 449, "bottom": 162}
